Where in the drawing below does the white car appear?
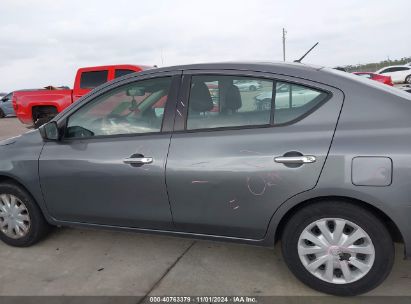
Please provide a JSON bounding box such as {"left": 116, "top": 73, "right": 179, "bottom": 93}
{"left": 233, "top": 80, "right": 262, "bottom": 91}
{"left": 255, "top": 84, "right": 322, "bottom": 110}
{"left": 375, "top": 65, "right": 411, "bottom": 84}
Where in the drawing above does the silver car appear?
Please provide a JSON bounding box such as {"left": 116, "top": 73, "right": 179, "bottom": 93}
{"left": 0, "top": 62, "right": 410, "bottom": 296}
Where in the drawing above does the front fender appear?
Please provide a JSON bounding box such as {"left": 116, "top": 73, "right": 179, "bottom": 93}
{"left": 0, "top": 130, "right": 51, "bottom": 220}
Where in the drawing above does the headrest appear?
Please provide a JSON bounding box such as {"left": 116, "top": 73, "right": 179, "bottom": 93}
{"left": 190, "top": 82, "right": 213, "bottom": 112}
{"left": 224, "top": 84, "right": 242, "bottom": 111}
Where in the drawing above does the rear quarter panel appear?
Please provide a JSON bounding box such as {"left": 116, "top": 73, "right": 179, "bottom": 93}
{"left": 267, "top": 74, "right": 411, "bottom": 258}
{"left": 320, "top": 82, "right": 411, "bottom": 257}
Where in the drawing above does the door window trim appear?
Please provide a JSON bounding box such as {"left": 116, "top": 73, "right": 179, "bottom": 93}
{"left": 174, "top": 70, "right": 332, "bottom": 134}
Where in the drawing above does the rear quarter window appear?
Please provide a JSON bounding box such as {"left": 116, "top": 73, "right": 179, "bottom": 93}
{"left": 272, "top": 82, "right": 329, "bottom": 125}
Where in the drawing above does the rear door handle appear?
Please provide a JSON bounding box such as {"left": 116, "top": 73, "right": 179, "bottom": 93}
{"left": 274, "top": 155, "right": 316, "bottom": 164}
{"left": 123, "top": 157, "right": 153, "bottom": 165}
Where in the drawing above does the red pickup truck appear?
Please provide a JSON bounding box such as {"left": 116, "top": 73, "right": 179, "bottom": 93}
{"left": 13, "top": 64, "right": 151, "bottom": 127}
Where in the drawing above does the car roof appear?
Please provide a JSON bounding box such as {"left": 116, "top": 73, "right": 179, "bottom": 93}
{"left": 150, "top": 61, "right": 324, "bottom": 73}
{"left": 134, "top": 61, "right": 334, "bottom": 84}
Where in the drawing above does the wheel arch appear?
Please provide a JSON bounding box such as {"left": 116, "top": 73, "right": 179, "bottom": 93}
{"left": 0, "top": 174, "right": 51, "bottom": 222}
{"left": 273, "top": 195, "right": 404, "bottom": 247}
{"left": 31, "top": 105, "right": 58, "bottom": 119}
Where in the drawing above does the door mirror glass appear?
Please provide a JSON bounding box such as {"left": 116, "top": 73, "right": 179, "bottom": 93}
{"left": 42, "top": 121, "right": 60, "bottom": 140}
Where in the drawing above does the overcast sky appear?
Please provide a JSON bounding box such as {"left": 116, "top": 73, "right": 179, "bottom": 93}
{"left": 0, "top": 0, "right": 409, "bottom": 92}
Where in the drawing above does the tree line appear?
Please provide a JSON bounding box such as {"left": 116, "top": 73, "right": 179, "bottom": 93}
{"left": 344, "top": 56, "right": 411, "bottom": 72}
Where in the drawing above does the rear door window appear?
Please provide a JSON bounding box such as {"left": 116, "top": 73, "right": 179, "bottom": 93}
{"left": 80, "top": 70, "right": 109, "bottom": 89}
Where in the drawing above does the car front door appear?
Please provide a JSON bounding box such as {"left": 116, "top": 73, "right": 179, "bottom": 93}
{"left": 39, "top": 72, "right": 181, "bottom": 229}
{"left": 165, "top": 71, "right": 343, "bottom": 239}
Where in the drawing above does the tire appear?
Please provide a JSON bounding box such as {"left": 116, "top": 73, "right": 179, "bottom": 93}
{"left": 405, "top": 75, "right": 411, "bottom": 84}
{"left": 34, "top": 117, "right": 51, "bottom": 129}
{"left": 281, "top": 200, "right": 394, "bottom": 296}
{"left": 0, "top": 183, "right": 51, "bottom": 247}
{"left": 0, "top": 109, "right": 5, "bottom": 118}
{"left": 249, "top": 85, "right": 257, "bottom": 91}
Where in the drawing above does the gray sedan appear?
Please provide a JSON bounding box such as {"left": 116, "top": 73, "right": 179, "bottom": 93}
{"left": 0, "top": 62, "right": 410, "bottom": 296}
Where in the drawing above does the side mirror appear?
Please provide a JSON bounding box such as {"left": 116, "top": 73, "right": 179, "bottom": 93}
{"left": 41, "top": 121, "right": 60, "bottom": 141}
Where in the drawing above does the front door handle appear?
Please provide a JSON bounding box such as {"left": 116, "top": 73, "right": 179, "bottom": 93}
{"left": 274, "top": 155, "right": 316, "bottom": 164}
{"left": 123, "top": 157, "right": 153, "bottom": 165}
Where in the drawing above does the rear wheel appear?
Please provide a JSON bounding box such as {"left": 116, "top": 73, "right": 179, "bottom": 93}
{"left": 281, "top": 200, "right": 394, "bottom": 296}
{"left": 0, "top": 109, "right": 5, "bottom": 118}
{"left": 405, "top": 75, "right": 411, "bottom": 84}
{"left": 0, "top": 183, "right": 51, "bottom": 247}
{"left": 34, "top": 117, "right": 52, "bottom": 129}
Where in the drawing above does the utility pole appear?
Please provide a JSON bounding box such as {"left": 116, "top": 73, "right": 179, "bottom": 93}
{"left": 282, "top": 28, "right": 287, "bottom": 61}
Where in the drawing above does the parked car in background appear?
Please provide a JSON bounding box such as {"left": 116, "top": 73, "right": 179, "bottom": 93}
{"left": 13, "top": 64, "right": 152, "bottom": 128}
{"left": 375, "top": 65, "right": 411, "bottom": 84}
{"left": 233, "top": 79, "right": 262, "bottom": 91}
{"left": 1, "top": 62, "right": 411, "bottom": 296}
{"left": 0, "top": 93, "right": 16, "bottom": 118}
{"left": 353, "top": 72, "right": 393, "bottom": 86}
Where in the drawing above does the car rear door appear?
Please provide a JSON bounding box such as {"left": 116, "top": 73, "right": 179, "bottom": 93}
{"left": 165, "top": 70, "right": 344, "bottom": 239}
{"left": 39, "top": 71, "right": 181, "bottom": 229}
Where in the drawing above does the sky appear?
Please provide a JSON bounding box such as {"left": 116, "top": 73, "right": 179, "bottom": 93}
{"left": 0, "top": 0, "right": 410, "bottom": 92}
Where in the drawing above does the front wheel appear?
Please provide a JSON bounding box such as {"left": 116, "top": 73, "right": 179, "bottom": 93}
{"left": 405, "top": 75, "right": 411, "bottom": 84}
{"left": 281, "top": 200, "right": 394, "bottom": 296}
{"left": 0, "top": 183, "right": 51, "bottom": 247}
